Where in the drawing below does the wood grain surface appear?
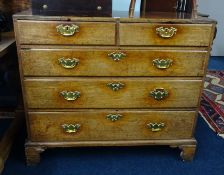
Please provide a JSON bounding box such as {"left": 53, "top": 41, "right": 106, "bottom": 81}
{"left": 24, "top": 78, "right": 202, "bottom": 109}
{"left": 12, "top": 10, "right": 216, "bottom": 163}
{"left": 120, "top": 23, "right": 213, "bottom": 46}
{"left": 21, "top": 48, "right": 208, "bottom": 77}
{"left": 17, "top": 20, "right": 116, "bottom": 45}
{"left": 28, "top": 110, "right": 196, "bottom": 141}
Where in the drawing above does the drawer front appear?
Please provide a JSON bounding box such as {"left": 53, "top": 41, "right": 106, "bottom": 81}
{"left": 24, "top": 78, "right": 202, "bottom": 109}
{"left": 21, "top": 49, "right": 207, "bottom": 77}
{"left": 120, "top": 23, "right": 213, "bottom": 46}
{"left": 29, "top": 110, "right": 196, "bottom": 142}
{"left": 17, "top": 20, "right": 116, "bottom": 45}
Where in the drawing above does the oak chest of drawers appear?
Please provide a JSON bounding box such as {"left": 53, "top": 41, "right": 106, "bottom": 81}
{"left": 13, "top": 10, "right": 216, "bottom": 164}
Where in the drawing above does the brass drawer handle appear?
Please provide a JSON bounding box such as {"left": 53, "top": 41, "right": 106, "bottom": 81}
{"left": 108, "top": 52, "right": 126, "bottom": 61}
{"left": 62, "top": 124, "right": 81, "bottom": 133}
{"left": 60, "top": 91, "right": 81, "bottom": 101}
{"left": 106, "top": 114, "right": 123, "bottom": 122}
{"left": 147, "top": 123, "right": 165, "bottom": 132}
{"left": 153, "top": 59, "right": 173, "bottom": 69}
{"left": 56, "top": 24, "right": 79, "bottom": 36}
{"left": 107, "top": 82, "right": 125, "bottom": 91}
{"left": 156, "top": 27, "right": 177, "bottom": 38}
{"left": 58, "top": 58, "right": 79, "bottom": 69}
{"left": 150, "top": 88, "right": 168, "bottom": 100}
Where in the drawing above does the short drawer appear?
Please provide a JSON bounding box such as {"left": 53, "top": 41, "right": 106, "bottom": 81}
{"left": 17, "top": 20, "right": 116, "bottom": 45}
{"left": 21, "top": 48, "right": 208, "bottom": 77}
{"left": 28, "top": 110, "right": 196, "bottom": 142}
{"left": 24, "top": 78, "right": 202, "bottom": 109}
{"left": 120, "top": 23, "right": 213, "bottom": 46}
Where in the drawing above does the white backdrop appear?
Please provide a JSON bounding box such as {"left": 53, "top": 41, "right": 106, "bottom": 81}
{"left": 114, "top": 0, "right": 223, "bottom": 56}
{"left": 198, "top": 0, "right": 223, "bottom": 56}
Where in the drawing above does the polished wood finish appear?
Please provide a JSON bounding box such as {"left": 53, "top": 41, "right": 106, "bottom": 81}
{"left": 17, "top": 20, "right": 116, "bottom": 45}
{"left": 13, "top": 8, "right": 216, "bottom": 164}
{"left": 31, "top": 0, "right": 112, "bottom": 16}
{"left": 24, "top": 78, "right": 202, "bottom": 109}
{"left": 120, "top": 23, "right": 213, "bottom": 46}
{"left": 21, "top": 48, "right": 208, "bottom": 77}
{"left": 28, "top": 110, "right": 196, "bottom": 141}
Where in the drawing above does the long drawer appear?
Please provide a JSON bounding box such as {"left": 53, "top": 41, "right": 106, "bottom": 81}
{"left": 17, "top": 20, "right": 116, "bottom": 45}
{"left": 29, "top": 110, "right": 196, "bottom": 142}
{"left": 24, "top": 78, "right": 202, "bottom": 109}
{"left": 21, "top": 48, "right": 208, "bottom": 77}
{"left": 120, "top": 23, "right": 213, "bottom": 46}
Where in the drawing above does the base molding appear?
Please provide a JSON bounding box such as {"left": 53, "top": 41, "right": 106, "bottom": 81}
{"left": 25, "top": 138, "right": 197, "bottom": 165}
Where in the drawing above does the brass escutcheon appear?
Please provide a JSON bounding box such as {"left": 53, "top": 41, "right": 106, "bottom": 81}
{"left": 150, "top": 88, "right": 169, "bottom": 100}
{"left": 62, "top": 124, "right": 81, "bottom": 133}
{"left": 106, "top": 114, "right": 123, "bottom": 122}
{"left": 156, "top": 27, "right": 177, "bottom": 38}
{"left": 147, "top": 122, "right": 165, "bottom": 132}
{"left": 108, "top": 52, "right": 126, "bottom": 61}
{"left": 152, "top": 59, "right": 173, "bottom": 69}
{"left": 58, "top": 58, "right": 79, "bottom": 69}
{"left": 107, "top": 82, "right": 125, "bottom": 91}
{"left": 60, "top": 91, "right": 81, "bottom": 101}
{"left": 56, "top": 24, "right": 79, "bottom": 36}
